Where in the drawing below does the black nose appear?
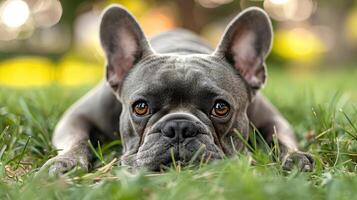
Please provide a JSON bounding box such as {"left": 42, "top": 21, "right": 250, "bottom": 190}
{"left": 161, "top": 120, "right": 198, "bottom": 139}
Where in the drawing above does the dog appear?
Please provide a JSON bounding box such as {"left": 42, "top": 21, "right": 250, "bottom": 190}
{"left": 41, "top": 5, "right": 314, "bottom": 174}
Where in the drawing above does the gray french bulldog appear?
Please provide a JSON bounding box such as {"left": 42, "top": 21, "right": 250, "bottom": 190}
{"left": 41, "top": 5, "right": 314, "bottom": 174}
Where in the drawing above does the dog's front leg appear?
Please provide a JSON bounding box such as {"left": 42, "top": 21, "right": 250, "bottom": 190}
{"left": 40, "top": 83, "right": 121, "bottom": 175}
{"left": 247, "top": 93, "right": 314, "bottom": 171}
{"left": 41, "top": 114, "right": 92, "bottom": 176}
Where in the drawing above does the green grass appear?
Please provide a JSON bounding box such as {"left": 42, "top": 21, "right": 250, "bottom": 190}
{"left": 1, "top": 68, "right": 357, "bottom": 200}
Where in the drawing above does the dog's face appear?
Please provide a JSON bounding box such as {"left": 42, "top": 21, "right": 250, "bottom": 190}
{"left": 100, "top": 5, "right": 272, "bottom": 171}
{"left": 117, "top": 54, "right": 251, "bottom": 170}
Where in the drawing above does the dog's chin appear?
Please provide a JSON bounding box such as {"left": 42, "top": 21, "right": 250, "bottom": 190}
{"left": 120, "top": 133, "right": 224, "bottom": 171}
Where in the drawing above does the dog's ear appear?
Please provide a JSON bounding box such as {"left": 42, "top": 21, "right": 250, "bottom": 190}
{"left": 100, "top": 5, "right": 154, "bottom": 92}
{"left": 213, "top": 7, "right": 273, "bottom": 91}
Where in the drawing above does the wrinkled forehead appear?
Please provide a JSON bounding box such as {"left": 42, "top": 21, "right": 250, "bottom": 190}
{"left": 121, "top": 54, "right": 249, "bottom": 104}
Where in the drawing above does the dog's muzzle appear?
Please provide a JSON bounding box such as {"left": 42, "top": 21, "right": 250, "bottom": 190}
{"left": 122, "top": 112, "right": 224, "bottom": 171}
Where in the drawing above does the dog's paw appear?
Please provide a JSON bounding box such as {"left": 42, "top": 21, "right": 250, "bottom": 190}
{"left": 282, "top": 151, "right": 314, "bottom": 172}
{"left": 40, "top": 155, "right": 89, "bottom": 176}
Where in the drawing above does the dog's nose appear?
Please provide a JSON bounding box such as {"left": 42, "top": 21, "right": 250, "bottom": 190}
{"left": 161, "top": 120, "right": 198, "bottom": 139}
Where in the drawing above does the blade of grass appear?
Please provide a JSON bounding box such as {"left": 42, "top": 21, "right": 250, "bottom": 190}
{"left": 88, "top": 140, "right": 104, "bottom": 164}
{"left": 189, "top": 144, "right": 206, "bottom": 166}
{"left": 0, "top": 126, "right": 9, "bottom": 140}
{"left": 249, "top": 122, "right": 272, "bottom": 153}
{"left": 16, "top": 136, "right": 31, "bottom": 169}
{"left": 234, "top": 129, "right": 254, "bottom": 152}
{"left": 170, "top": 147, "right": 177, "bottom": 171}
{"left": 101, "top": 140, "right": 121, "bottom": 153}
{"left": 272, "top": 126, "right": 281, "bottom": 162}
{"left": 340, "top": 109, "right": 357, "bottom": 139}
{"left": 97, "top": 141, "right": 105, "bottom": 164}
{"left": 0, "top": 145, "right": 7, "bottom": 161}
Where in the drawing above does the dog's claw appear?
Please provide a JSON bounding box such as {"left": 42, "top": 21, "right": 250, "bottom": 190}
{"left": 282, "top": 151, "right": 314, "bottom": 172}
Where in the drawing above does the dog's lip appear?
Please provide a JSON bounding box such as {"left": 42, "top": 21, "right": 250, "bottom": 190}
{"left": 121, "top": 139, "right": 225, "bottom": 171}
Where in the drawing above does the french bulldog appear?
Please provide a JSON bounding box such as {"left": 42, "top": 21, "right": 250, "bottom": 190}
{"left": 41, "top": 5, "right": 314, "bottom": 174}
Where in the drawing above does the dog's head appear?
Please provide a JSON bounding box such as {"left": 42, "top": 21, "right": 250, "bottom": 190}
{"left": 99, "top": 5, "right": 272, "bottom": 171}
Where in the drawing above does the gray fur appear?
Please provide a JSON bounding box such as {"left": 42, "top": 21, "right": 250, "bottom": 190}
{"left": 41, "top": 5, "right": 313, "bottom": 174}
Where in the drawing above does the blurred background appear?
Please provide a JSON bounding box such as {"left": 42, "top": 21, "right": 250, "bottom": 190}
{"left": 0, "top": 0, "right": 356, "bottom": 87}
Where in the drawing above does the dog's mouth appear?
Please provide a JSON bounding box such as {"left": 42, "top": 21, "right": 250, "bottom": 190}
{"left": 121, "top": 133, "right": 224, "bottom": 171}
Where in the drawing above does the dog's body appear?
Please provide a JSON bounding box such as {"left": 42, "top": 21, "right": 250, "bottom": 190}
{"left": 42, "top": 5, "right": 313, "bottom": 174}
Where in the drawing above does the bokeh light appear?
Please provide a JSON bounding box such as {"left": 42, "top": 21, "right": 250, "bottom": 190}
{"left": 32, "top": 0, "right": 62, "bottom": 28}
{"left": 74, "top": 10, "right": 103, "bottom": 60}
{"left": 264, "top": 0, "right": 315, "bottom": 22}
{"left": 273, "top": 28, "right": 325, "bottom": 63}
{"left": 0, "top": 0, "right": 30, "bottom": 28}
{"left": 269, "top": 0, "right": 289, "bottom": 5}
{"left": 139, "top": 7, "right": 175, "bottom": 37}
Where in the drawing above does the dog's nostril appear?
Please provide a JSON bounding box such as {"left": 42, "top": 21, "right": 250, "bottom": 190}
{"left": 161, "top": 123, "right": 176, "bottom": 138}
{"left": 167, "top": 126, "right": 176, "bottom": 138}
{"left": 161, "top": 120, "right": 198, "bottom": 139}
{"left": 181, "top": 125, "right": 197, "bottom": 138}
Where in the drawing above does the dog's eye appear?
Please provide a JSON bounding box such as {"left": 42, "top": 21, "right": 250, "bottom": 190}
{"left": 133, "top": 101, "right": 150, "bottom": 116}
{"left": 211, "top": 101, "right": 230, "bottom": 117}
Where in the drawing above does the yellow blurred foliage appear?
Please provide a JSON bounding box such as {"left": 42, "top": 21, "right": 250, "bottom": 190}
{"left": 57, "top": 59, "right": 103, "bottom": 86}
{"left": 107, "top": 0, "right": 147, "bottom": 16}
{"left": 273, "top": 28, "right": 325, "bottom": 63}
{"left": 345, "top": 9, "right": 357, "bottom": 42}
{"left": 0, "top": 57, "right": 104, "bottom": 87}
{"left": 0, "top": 57, "right": 55, "bottom": 87}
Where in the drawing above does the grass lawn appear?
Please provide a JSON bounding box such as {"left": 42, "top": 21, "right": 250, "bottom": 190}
{"left": 1, "top": 67, "right": 357, "bottom": 200}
